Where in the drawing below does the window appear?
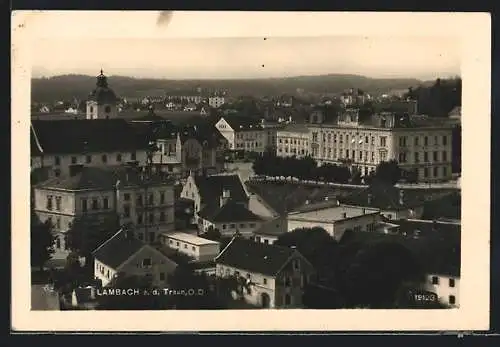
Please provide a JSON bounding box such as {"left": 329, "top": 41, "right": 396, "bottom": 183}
{"left": 55, "top": 237, "right": 61, "bottom": 249}
{"left": 148, "top": 213, "right": 155, "bottom": 224}
{"left": 160, "top": 192, "right": 165, "bottom": 204}
{"left": 399, "top": 136, "right": 407, "bottom": 147}
{"left": 424, "top": 168, "right": 429, "bottom": 178}
{"left": 222, "top": 224, "right": 227, "bottom": 230}
{"left": 142, "top": 258, "right": 152, "bottom": 268}
{"left": 293, "top": 259, "right": 300, "bottom": 270}
{"left": 123, "top": 205, "right": 130, "bottom": 218}
{"left": 264, "top": 239, "right": 269, "bottom": 245}
{"left": 434, "top": 136, "right": 438, "bottom": 145}
{"left": 263, "top": 278, "right": 267, "bottom": 285}
{"left": 54, "top": 156, "right": 61, "bottom": 166}
{"left": 54, "top": 169, "right": 61, "bottom": 177}
{"left": 442, "top": 151, "right": 447, "bottom": 162}
{"left": 424, "top": 152, "right": 429, "bottom": 162}
{"left": 136, "top": 194, "right": 143, "bottom": 207}
{"left": 285, "top": 276, "right": 291, "bottom": 287}
{"left": 424, "top": 136, "right": 428, "bottom": 146}
{"left": 130, "top": 152, "right": 136, "bottom": 161}
{"left": 249, "top": 223, "right": 256, "bottom": 228}
{"left": 124, "top": 193, "right": 130, "bottom": 201}
{"left": 107, "top": 270, "right": 110, "bottom": 279}
{"left": 176, "top": 241, "right": 179, "bottom": 246}
{"left": 380, "top": 136, "right": 387, "bottom": 147}
{"left": 137, "top": 214, "right": 143, "bottom": 225}
{"left": 431, "top": 276, "right": 439, "bottom": 285}
{"left": 365, "top": 136, "right": 369, "bottom": 144}
{"left": 86, "top": 155, "right": 92, "bottom": 163}
{"left": 414, "top": 152, "right": 420, "bottom": 163}
{"left": 433, "top": 151, "right": 439, "bottom": 162}
{"left": 371, "top": 152, "right": 375, "bottom": 162}
{"left": 449, "top": 295, "right": 456, "bottom": 305}
{"left": 56, "top": 217, "right": 61, "bottom": 229}
{"left": 449, "top": 278, "right": 455, "bottom": 287}
{"left": 105, "top": 105, "right": 111, "bottom": 113}
{"left": 230, "top": 223, "right": 236, "bottom": 229}
{"left": 443, "top": 135, "right": 448, "bottom": 146}
{"left": 184, "top": 244, "right": 187, "bottom": 249}
{"left": 159, "top": 211, "right": 166, "bottom": 222}
{"left": 116, "top": 154, "right": 122, "bottom": 162}
{"left": 71, "top": 156, "right": 77, "bottom": 164}
{"left": 91, "top": 198, "right": 99, "bottom": 210}
{"left": 284, "top": 294, "right": 291, "bottom": 305}
{"left": 433, "top": 167, "right": 438, "bottom": 177}
{"left": 55, "top": 197, "right": 61, "bottom": 211}
{"left": 443, "top": 166, "right": 448, "bottom": 177}
{"left": 46, "top": 196, "right": 53, "bottom": 210}
{"left": 102, "top": 154, "right": 107, "bottom": 163}
{"left": 345, "top": 149, "right": 349, "bottom": 158}
{"left": 81, "top": 198, "right": 88, "bottom": 212}
{"left": 103, "top": 197, "right": 109, "bottom": 209}
{"left": 192, "top": 246, "right": 196, "bottom": 251}
{"left": 159, "top": 272, "right": 165, "bottom": 281}
{"left": 148, "top": 193, "right": 154, "bottom": 206}
{"left": 414, "top": 137, "right": 419, "bottom": 146}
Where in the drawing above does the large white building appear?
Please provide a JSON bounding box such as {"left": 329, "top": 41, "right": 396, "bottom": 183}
{"left": 33, "top": 165, "right": 176, "bottom": 258}
{"left": 215, "top": 116, "right": 273, "bottom": 154}
{"left": 285, "top": 107, "right": 455, "bottom": 182}
{"left": 276, "top": 124, "right": 310, "bottom": 158}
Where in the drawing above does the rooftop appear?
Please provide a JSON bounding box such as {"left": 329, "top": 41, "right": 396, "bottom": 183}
{"left": 277, "top": 123, "right": 310, "bottom": 134}
{"left": 198, "top": 200, "right": 263, "bottom": 223}
{"left": 36, "top": 165, "right": 174, "bottom": 191}
{"left": 31, "top": 119, "right": 149, "bottom": 156}
{"left": 221, "top": 115, "right": 264, "bottom": 131}
{"left": 92, "top": 229, "right": 147, "bottom": 269}
{"left": 288, "top": 205, "right": 379, "bottom": 222}
{"left": 162, "top": 232, "right": 219, "bottom": 246}
{"left": 193, "top": 174, "right": 248, "bottom": 207}
{"left": 215, "top": 237, "right": 297, "bottom": 277}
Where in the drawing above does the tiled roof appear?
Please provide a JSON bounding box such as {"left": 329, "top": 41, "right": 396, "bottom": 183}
{"left": 31, "top": 119, "right": 150, "bottom": 155}
{"left": 36, "top": 165, "right": 174, "bottom": 191}
{"left": 339, "top": 183, "right": 424, "bottom": 210}
{"left": 278, "top": 123, "right": 309, "bottom": 134}
{"left": 222, "top": 115, "right": 264, "bottom": 131}
{"left": 194, "top": 174, "right": 248, "bottom": 208}
{"left": 92, "top": 230, "right": 147, "bottom": 269}
{"left": 215, "top": 237, "right": 297, "bottom": 276}
{"left": 198, "top": 200, "right": 262, "bottom": 223}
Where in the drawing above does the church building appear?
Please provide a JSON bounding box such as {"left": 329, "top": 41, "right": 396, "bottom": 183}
{"left": 86, "top": 70, "right": 119, "bottom": 119}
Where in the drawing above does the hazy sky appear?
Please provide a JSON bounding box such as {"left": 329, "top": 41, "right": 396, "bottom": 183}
{"left": 24, "top": 11, "right": 461, "bottom": 80}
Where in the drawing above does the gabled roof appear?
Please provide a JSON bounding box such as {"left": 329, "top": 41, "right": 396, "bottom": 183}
{"left": 193, "top": 174, "right": 248, "bottom": 207}
{"left": 220, "top": 115, "right": 264, "bottom": 131}
{"left": 339, "top": 183, "right": 424, "bottom": 210}
{"left": 92, "top": 230, "right": 147, "bottom": 269}
{"left": 198, "top": 200, "right": 262, "bottom": 223}
{"left": 31, "top": 119, "right": 150, "bottom": 155}
{"left": 36, "top": 165, "right": 174, "bottom": 191}
{"left": 215, "top": 237, "right": 297, "bottom": 276}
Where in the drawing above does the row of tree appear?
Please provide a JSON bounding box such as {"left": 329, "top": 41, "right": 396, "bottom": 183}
{"left": 252, "top": 152, "right": 406, "bottom": 185}
{"left": 275, "top": 227, "right": 446, "bottom": 309}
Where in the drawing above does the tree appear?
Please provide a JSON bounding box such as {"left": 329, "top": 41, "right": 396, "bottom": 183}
{"left": 200, "top": 226, "right": 222, "bottom": 241}
{"left": 373, "top": 160, "right": 402, "bottom": 186}
{"left": 339, "top": 241, "right": 423, "bottom": 309}
{"left": 31, "top": 212, "right": 55, "bottom": 271}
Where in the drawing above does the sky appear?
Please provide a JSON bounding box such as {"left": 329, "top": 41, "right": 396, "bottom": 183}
{"left": 21, "top": 11, "right": 461, "bottom": 80}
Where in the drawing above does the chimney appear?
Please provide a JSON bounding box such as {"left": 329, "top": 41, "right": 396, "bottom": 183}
{"left": 342, "top": 212, "right": 347, "bottom": 219}
{"left": 69, "top": 164, "right": 84, "bottom": 177}
{"left": 220, "top": 189, "right": 231, "bottom": 207}
{"left": 362, "top": 208, "right": 366, "bottom": 215}
{"left": 399, "top": 190, "right": 404, "bottom": 205}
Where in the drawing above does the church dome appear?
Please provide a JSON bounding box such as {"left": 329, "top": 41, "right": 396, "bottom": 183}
{"left": 88, "top": 70, "right": 118, "bottom": 104}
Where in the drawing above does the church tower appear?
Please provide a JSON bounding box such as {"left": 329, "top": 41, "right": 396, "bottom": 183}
{"left": 86, "top": 69, "right": 118, "bottom": 119}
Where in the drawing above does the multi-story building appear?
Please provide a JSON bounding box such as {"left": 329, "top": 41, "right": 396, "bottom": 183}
{"left": 209, "top": 95, "right": 226, "bottom": 108}
{"left": 215, "top": 116, "right": 271, "bottom": 154}
{"left": 276, "top": 124, "right": 310, "bottom": 158}
{"left": 30, "top": 118, "right": 150, "bottom": 181}
{"left": 215, "top": 236, "right": 315, "bottom": 308}
{"left": 152, "top": 122, "right": 227, "bottom": 177}
{"left": 306, "top": 108, "right": 455, "bottom": 182}
{"left": 33, "top": 164, "right": 176, "bottom": 258}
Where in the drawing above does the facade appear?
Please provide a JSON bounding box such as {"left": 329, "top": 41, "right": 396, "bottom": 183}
{"left": 152, "top": 123, "right": 227, "bottom": 177}
{"left": 286, "top": 204, "right": 381, "bottom": 241}
{"left": 33, "top": 165, "right": 176, "bottom": 258}
{"left": 159, "top": 232, "right": 220, "bottom": 262}
{"left": 423, "top": 273, "right": 460, "bottom": 308}
{"left": 252, "top": 217, "right": 288, "bottom": 245}
{"left": 215, "top": 116, "right": 270, "bottom": 154}
{"left": 180, "top": 173, "right": 249, "bottom": 221}
{"left": 215, "top": 236, "right": 315, "bottom": 308}
{"left": 209, "top": 96, "right": 226, "bottom": 108}
{"left": 93, "top": 229, "right": 178, "bottom": 287}
{"left": 276, "top": 124, "right": 310, "bottom": 158}
{"left": 30, "top": 119, "right": 149, "bottom": 180}
{"left": 306, "top": 110, "right": 454, "bottom": 182}
{"left": 339, "top": 183, "right": 425, "bottom": 220}
{"left": 86, "top": 70, "right": 119, "bottom": 120}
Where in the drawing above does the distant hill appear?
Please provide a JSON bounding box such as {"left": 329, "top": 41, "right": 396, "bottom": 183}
{"left": 30, "top": 74, "right": 428, "bottom": 103}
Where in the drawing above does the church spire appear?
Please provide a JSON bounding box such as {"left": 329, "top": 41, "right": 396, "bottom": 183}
{"left": 96, "top": 69, "right": 108, "bottom": 88}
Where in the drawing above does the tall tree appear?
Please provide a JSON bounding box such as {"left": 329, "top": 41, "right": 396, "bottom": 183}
{"left": 373, "top": 160, "right": 402, "bottom": 185}
{"left": 30, "top": 212, "right": 55, "bottom": 271}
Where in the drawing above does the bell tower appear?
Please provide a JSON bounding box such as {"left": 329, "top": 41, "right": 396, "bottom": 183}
{"left": 86, "top": 69, "right": 118, "bottom": 119}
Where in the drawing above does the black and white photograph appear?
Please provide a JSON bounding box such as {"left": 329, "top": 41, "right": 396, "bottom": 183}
{"left": 12, "top": 11, "right": 490, "bottom": 331}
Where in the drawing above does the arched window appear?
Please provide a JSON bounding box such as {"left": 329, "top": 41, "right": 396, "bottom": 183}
{"left": 105, "top": 105, "right": 111, "bottom": 113}
{"left": 90, "top": 106, "right": 94, "bottom": 113}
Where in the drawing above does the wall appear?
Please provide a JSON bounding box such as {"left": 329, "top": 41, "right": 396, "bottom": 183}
{"left": 201, "top": 219, "right": 262, "bottom": 238}
{"left": 163, "top": 236, "right": 220, "bottom": 262}
{"left": 248, "top": 192, "right": 279, "bottom": 218}
{"left": 423, "top": 274, "right": 460, "bottom": 308}
{"left": 254, "top": 234, "right": 279, "bottom": 245}
{"left": 180, "top": 175, "right": 202, "bottom": 214}
{"left": 215, "top": 119, "right": 236, "bottom": 150}
{"left": 94, "top": 259, "right": 118, "bottom": 287}
{"left": 276, "top": 131, "right": 310, "bottom": 158}
{"left": 274, "top": 256, "right": 314, "bottom": 308}
{"left": 234, "top": 130, "right": 268, "bottom": 154}
{"left": 216, "top": 264, "right": 277, "bottom": 308}
{"left": 119, "top": 246, "right": 177, "bottom": 288}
